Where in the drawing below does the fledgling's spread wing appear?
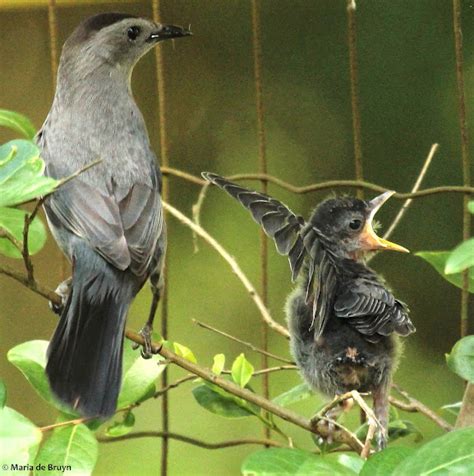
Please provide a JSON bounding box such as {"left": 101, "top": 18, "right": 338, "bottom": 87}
{"left": 202, "top": 172, "right": 307, "bottom": 281}
{"left": 334, "top": 278, "right": 415, "bottom": 342}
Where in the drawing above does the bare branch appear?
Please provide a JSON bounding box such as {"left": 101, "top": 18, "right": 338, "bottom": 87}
{"left": 390, "top": 384, "right": 453, "bottom": 432}
{"left": 97, "top": 431, "right": 284, "bottom": 449}
{"left": 384, "top": 143, "right": 439, "bottom": 240}
{"left": 193, "top": 319, "right": 294, "bottom": 364}
{"left": 161, "top": 167, "right": 474, "bottom": 198}
{"left": 163, "top": 201, "right": 289, "bottom": 338}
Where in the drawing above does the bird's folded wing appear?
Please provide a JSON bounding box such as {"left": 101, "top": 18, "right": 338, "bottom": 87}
{"left": 334, "top": 279, "right": 415, "bottom": 341}
{"left": 45, "top": 179, "right": 162, "bottom": 277}
{"left": 202, "top": 172, "right": 306, "bottom": 280}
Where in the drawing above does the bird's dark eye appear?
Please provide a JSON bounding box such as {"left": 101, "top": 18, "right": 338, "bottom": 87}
{"left": 349, "top": 219, "right": 362, "bottom": 231}
{"left": 127, "top": 26, "right": 141, "bottom": 41}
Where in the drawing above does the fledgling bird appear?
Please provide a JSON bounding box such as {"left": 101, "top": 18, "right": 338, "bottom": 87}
{"left": 37, "top": 13, "right": 191, "bottom": 418}
{"left": 202, "top": 172, "right": 415, "bottom": 448}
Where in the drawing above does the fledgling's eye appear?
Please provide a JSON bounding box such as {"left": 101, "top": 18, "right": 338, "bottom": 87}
{"left": 127, "top": 26, "right": 141, "bottom": 41}
{"left": 349, "top": 219, "right": 362, "bottom": 231}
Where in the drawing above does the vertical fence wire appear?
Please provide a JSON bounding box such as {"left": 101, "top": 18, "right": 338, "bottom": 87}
{"left": 452, "top": 0, "right": 471, "bottom": 339}
{"left": 250, "top": 0, "right": 270, "bottom": 441}
{"left": 347, "top": 0, "right": 364, "bottom": 199}
{"left": 151, "top": 1, "right": 170, "bottom": 474}
{"left": 47, "top": 0, "right": 68, "bottom": 280}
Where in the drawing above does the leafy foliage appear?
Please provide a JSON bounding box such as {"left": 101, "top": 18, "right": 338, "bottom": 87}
{"left": 416, "top": 251, "right": 474, "bottom": 293}
{"left": 0, "top": 109, "right": 36, "bottom": 140}
{"left": 34, "top": 424, "right": 98, "bottom": 476}
{"left": 241, "top": 448, "right": 359, "bottom": 475}
{"left": 0, "top": 114, "right": 59, "bottom": 259}
{"left": 446, "top": 336, "right": 474, "bottom": 383}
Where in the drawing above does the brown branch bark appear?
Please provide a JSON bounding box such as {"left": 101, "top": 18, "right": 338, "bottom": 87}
{"left": 97, "top": 431, "right": 284, "bottom": 449}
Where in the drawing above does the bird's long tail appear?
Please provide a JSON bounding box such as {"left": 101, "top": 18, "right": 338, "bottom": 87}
{"left": 46, "top": 259, "right": 135, "bottom": 418}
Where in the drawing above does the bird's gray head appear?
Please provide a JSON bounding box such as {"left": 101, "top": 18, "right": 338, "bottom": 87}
{"left": 310, "top": 192, "right": 409, "bottom": 260}
{"left": 62, "top": 12, "right": 191, "bottom": 71}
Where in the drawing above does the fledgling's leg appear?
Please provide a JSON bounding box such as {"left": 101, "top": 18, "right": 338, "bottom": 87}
{"left": 373, "top": 382, "right": 390, "bottom": 450}
{"left": 49, "top": 277, "right": 72, "bottom": 315}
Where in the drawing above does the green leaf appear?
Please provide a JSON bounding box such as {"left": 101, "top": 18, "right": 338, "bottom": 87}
{"left": 332, "top": 454, "right": 364, "bottom": 474}
{"left": 357, "top": 419, "right": 422, "bottom": 444}
{"left": 416, "top": 251, "right": 474, "bottom": 293}
{"left": 468, "top": 201, "right": 474, "bottom": 214}
{"left": 105, "top": 411, "right": 136, "bottom": 437}
{"left": 0, "top": 140, "right": 59, "bottom": 207}
{"left": 0, "top": 406, "right": 42, "bottom": 473}
{"left": 34, "top": 424, "right": 98, "bottom": 476}
{"left": 0, "top": 109, "right": 36, "bottom": 140}
{"left": 446, "top": 336, "right": 474, "bottom": 383}
{"left": 212, "top": 353, "right": 225, "bottom": 375}
{"left": 0, "top": 207, "right": 47, "bottom": 258}
{"left": 117, "top": 344, "right": 167, "bottom": 409}
{"left": 231, "top": 353, "right": 254, "bottom": 388}
{"left": 0, "top": 379, "right": 6, "bottom": 408}
{"left": 7, "top": 340, "right": 73, "bottom": 413}
{"left": 440, "top": 401, "right": 462, "bottom": 416}
{"left": 173, "top": 342, "right": 197, "bottom": 363}
{"left": 445, "top": 238, "right": 474, "bottom": 274}
{"left": 360, "top": 447, "right": 415, "bottom": 476}
{"left": 273, "top": 383, "right": 312, "bottom": 407}
{"left": 241, "top": 448, "right": 356, "bottom": 475}
{"left": 192, "top": 384, "right": 259, "bottom": 418}
{"left": 393, "top": 427, "right": 474, "bottom": 475}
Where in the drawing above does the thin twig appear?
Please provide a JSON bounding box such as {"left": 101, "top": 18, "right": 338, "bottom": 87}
{"left": 221, "top": 365, "right": 297, "bottom": 377}
{"left": 163, "top": 201, "right": 289, "bottom": 338}
{"left": 0, "top": 228, "right": 23, "bottom": 251}
{"left": 0, "top": 263, "right": 59, "bottom": 304}
{"left": 193, "top": 319, "right": 293, "bottom": 364}
{"left": 161, "top": 167, "right": 474, "bottom": 198}
{"left": 153, "top": 375, "right": 196, "bottom": 399}
{"left": 452, "top": 0, "right": 471, "bottom": 340}
{"left": 97, "top": 431, "right": 284, "bottom": 449}
{"left": 152, "top": 1, "right": 171, "bottom": 473}
{"left": 390, "top": 384, "right": 453, "bottom": 432}
{"left": 22, "top": 197, "right": 46, "bottom": 283}
{"left": 347, "top": 0, "right": 364, "bottom": 199}
{"left": 250, "top": 0, "right": 271, "bottom": 440}
{"left": 384, "top": 144, "right": 439, "bottom": 240}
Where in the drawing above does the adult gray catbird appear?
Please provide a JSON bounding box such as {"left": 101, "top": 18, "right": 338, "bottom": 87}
{"left": 203, "top": 172, "right": 415, "bottom": 449}
{"left": 37, "top": 13, "right": 191, "bottom": 418}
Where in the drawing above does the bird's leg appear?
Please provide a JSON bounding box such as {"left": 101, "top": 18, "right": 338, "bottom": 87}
{"left": 372, "top": 384, "right": 390, "bottom": 451}
{"left": 133, "top": 267, "right": 164, "bottom": 359}
{"left": 49, "top": 277, "right": 72, "bottom": 315}
{"left": 311, "top": 393, "right": 354, "bottom": 445}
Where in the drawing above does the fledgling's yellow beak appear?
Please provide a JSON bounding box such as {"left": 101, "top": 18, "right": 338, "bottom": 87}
{"left": 358, "top": 191, "right": 409, "bottom": 253}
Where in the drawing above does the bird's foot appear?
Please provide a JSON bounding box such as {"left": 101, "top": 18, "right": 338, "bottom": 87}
{"left": 375, "top": 427, "right": 388, "bottom": 451}
{"left": 132, "top": 323, "right": 157, "bottom": 359}
{"left": 49, "top": 277, "right": 72, "bottom": 315}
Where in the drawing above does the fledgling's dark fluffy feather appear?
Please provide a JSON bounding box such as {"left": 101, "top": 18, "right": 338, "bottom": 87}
{"left": 203, "top": 172, "right": 415, "bottom": 449}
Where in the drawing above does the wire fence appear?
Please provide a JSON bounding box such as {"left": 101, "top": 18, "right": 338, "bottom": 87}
{"left": 8, "top": 0, "right": 472, "bottom": 474}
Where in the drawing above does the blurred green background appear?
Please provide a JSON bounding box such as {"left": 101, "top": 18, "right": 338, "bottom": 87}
{"left": 0, "top": 0, "right": 473, "bottom": 475}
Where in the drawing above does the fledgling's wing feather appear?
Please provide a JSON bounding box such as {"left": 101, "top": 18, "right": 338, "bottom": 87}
{"left": 334, "top": 278, "right": 415, "bottom": 342}
{"left": 202, "top": 172, "right": 306, "bottom": 281}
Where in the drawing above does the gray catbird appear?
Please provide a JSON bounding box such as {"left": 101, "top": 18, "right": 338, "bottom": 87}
{"left": 37, "top": 13, "right": 191, "bottom": 418}
{"left": 202, "top": 172, "right": 415, "bottom": 449}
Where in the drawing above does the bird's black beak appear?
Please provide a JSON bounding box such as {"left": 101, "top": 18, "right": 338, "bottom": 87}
{"left": 358, "top": 191, "right": 410, "bottom": 253}
{"left": 147, "top": 24, "right": 192, "bottom": 42}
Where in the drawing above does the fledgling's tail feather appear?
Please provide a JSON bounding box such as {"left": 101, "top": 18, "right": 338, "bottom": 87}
{"left": 46, "top": 264, "right": 134, "bottom": 418}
